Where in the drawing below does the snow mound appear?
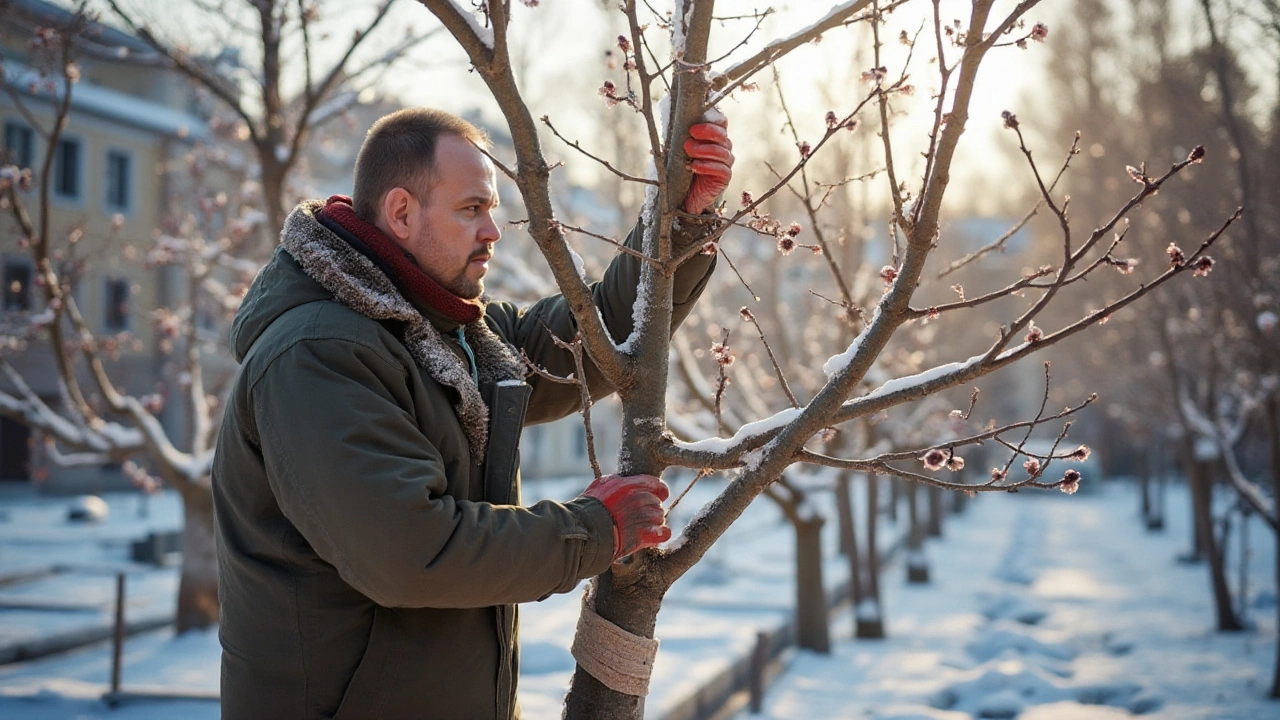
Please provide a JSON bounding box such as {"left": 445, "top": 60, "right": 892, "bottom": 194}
{"left": 975, "top": 688, "right": 1025, "bottom": 718}
{"left": 932, "top": 663, "right": 1155, "bottom": 717}
{"left": 66, "top": 496, "right": 109, "bottom": 523}
{"left": 930, "top": 665, "right": 1070, "bottom": 715}
{"left": 966, "top": 625, "right": 1077, "bottom": 663}
{"left": 979, "top": 593, "right": 1048, "bottom": 625}
{"left": 1100, "top": 632, "right": 1135, "bottom": 656}
{"left": 1073, "top": 681, "right": 1144, "bottom": 707}
{"left": 871, "top": 705, "right": 971, "bottom": 720}
{"left": 995, "top": 565, "right": 1035, "bottom": 585}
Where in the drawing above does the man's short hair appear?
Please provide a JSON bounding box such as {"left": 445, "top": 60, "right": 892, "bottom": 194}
{"left": 352, "top": 108, "right": 490, "bottom": 221}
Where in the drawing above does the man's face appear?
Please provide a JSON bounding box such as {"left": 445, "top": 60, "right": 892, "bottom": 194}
{"left": 401, "top": 134, "right": 501, "bottom": 299}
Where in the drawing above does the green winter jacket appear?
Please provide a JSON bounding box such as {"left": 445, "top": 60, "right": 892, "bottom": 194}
{"left": 212, "top": 200, "right": 716, "bottom": 720}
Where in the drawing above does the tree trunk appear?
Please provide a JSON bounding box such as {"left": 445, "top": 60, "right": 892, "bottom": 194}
{"left": 1140, "top": 444, "right": 1152, "bottom": 521}
{"left": 926, "top": 485, "right": 944, "bottom": 537}
{"left": 835, "top": 472, "right": 862, "bottom": 604}
{"left": 857, "top": 473, "right": 885, "bottom": 639}
{"left": 175, "top": 484, "right": 219, "bottom": 632}
{"left": 887, "top": 476, "right": 899, "bottom": 523}
{"left": 563, "top": 571, "right": 666, "bottom": 720}
{"left": 1265, "top": 396, "right": 1280, "bottom": 698}
{"left": 260, "top": 156, "right": 288, "bottom": 254}
{"left": 1182, "top": 444, "right": 1207, "bottom": 561}
{"left": 794, "top": 514, "right": 830, "bottom": 653}
{"left": 905, "top": 482, "right": 929, "bottom": 584}
{"left": 1188, "top": 455, "right": 1242, "bottom": 631}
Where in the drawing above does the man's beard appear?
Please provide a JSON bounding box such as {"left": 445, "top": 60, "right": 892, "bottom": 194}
{"left": 445, "top": 273, "right": 483, "bottom": 300}
{"left": 439, "top": 247, "right": 490, "bottom": 299}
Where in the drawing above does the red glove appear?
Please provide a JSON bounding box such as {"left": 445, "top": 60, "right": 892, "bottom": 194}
{"left": 682, "top": 116, "right": 734, "bottom": 214}
{"left": 580, "top": 474, "right": 672, "bottom": 560}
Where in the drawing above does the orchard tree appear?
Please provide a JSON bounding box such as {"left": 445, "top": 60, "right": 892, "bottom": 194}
{"left": 416, "top": 1, "right": 1235, "bottom": 716}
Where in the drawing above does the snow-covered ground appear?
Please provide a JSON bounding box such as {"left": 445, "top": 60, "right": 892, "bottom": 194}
{"left": 0, "top": 478, "right": 1274, "bottom": 720}
{"left": 738, "top": 482, "right": 1278, "bottom": 720}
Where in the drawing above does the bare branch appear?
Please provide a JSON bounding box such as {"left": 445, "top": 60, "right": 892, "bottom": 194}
{"left": 541, "top": 116, "right": 658, "bottom": 186}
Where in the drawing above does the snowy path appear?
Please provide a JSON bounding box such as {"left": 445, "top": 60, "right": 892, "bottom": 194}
{"left": 740, "top": 483, "right": 1278, "bottom": 720}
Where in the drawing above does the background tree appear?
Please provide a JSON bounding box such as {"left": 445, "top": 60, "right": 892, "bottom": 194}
{"left": 100, "top": 0, "right": 439, "bottom": 243}
{"left": 0, "top": 0, "right": 436, "bottom": 631}
{"left": 1035, "top": 0, "right": 1279, "bottom": 693}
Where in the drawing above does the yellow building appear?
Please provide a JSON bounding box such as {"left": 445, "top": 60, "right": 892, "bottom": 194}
{"left": 1, "top": 0, "right": 214, "bottom": 492}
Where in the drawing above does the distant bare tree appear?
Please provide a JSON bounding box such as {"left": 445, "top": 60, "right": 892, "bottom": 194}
{"left": 102, "top": 0, "right": 439, "bottom": 240}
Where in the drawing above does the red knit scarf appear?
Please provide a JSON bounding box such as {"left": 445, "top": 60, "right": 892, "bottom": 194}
{"left": 317, "top": 195, "right": 483, "bottom": 324}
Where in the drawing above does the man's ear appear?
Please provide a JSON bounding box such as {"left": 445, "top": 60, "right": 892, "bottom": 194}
{"left": 379, "top": 187, "right": 415, "bottom": 242}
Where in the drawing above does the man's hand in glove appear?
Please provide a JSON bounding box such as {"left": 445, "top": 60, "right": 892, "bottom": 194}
{"left": 580, "top": 474, "right": 672, "bottom": 560}
{"left": 682, "top": 114, "right": 734, "bottom": 214}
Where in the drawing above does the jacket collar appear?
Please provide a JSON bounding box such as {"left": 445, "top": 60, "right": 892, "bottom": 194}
{"left": 279, "top": 199, "right": 524, "bottom": 462}
{"left": 316, "top": 195, "right": 483, "bottom": 328}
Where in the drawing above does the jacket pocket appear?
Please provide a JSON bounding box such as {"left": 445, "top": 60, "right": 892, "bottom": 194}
{"left": 332, "top": 607, "right": 401, "bottom": 719}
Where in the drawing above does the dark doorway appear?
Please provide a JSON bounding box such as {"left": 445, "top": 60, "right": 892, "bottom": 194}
{"left": 0, "top": 415, "right": 31, "bottom": 481}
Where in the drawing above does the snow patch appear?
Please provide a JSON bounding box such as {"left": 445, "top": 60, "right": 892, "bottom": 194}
{"left": 860, "top": 354, "right": 984, "bottom": 402}
{"left": 675, "top": 406, "right": 803, "bottom": 454}
{"left": 568, "top": 247, "right": 587, "bottom": 282}
{"left": 444, "top": 0, "right": 495, "bottom": 49}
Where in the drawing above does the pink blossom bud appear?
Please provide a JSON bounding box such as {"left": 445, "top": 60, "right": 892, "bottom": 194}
{"left": 710, "top": 341, "right": 735, "bottom": 367}
{"left": 1193, "top": 256, "right": 1214, "bottom": 277}
{"left": 945, "top": 455, "right": 965, "bottom": 472}
{"left": 798, "top": 141, "right": 812, "bottom": 158}
{"left": 921, "top": 448, "right": 946, "bottom": 471}
{"left": 1167, "top": 243, "right": 1185, "bottom": 268}
{"left": 879, "top": 265, "right": 899, "bottom": 286}
{"left": 741, "top": 190, "right": 753, "bottom": 207}
{"left": 1023, "top": 457, "right": 1041, "bottom": 475}
{"left": 1001, "top": 110, "right": 1019, "bottom": 130}
{"left": 739, "top": 307, "right": 753, "bottom": 320}
{"left": 617, "top": 35, "right": 631, "bottom": 53}
{"left": 1188, "top": 146, "right": 1205, "bottom": 163}
{"left": 787, "top": 222, "right": 802, "bottom": 237}
{"left": 1060, "top": 468, "right": 1080, "bottom": 494}
{"left": 825, "top": 111, "right": 838, "bottom": 129}
{"left": 1024, "top": 322, "right": 1043, "bottom": 343}
{"left": 1030, "top": 22, "right": 1048, "bottom": 42}
{"left": 776, "top": 236, "right": 796, "bottom": 255}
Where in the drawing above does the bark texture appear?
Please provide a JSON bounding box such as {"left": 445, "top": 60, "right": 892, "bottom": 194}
{"left": 175, "top": 485, "right": 219, "bottom": 631}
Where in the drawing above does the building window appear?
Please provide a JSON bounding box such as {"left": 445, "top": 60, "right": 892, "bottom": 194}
{"left": 104, "top": 150, "right": 132, "bottom": 212}
{"left": 54, "top": 137, "right": 82, "bottom": 200}
{"left": 3, "top": 121, "right": 35, "bottom": 169}
{"left": 3, "top": 262, "right": 32, "bottom": 311}
{"left": 105, "top": 277, "right": 130, "bottom": 331}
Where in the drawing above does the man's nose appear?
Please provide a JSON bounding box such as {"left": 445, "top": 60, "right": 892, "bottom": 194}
{"left": 480, "top": 211, "right": 501, "bottom": 244}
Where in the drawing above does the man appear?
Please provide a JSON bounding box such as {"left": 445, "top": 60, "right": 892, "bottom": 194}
{"left": 212, "top": 107, "right": 732, "bottom": 719}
